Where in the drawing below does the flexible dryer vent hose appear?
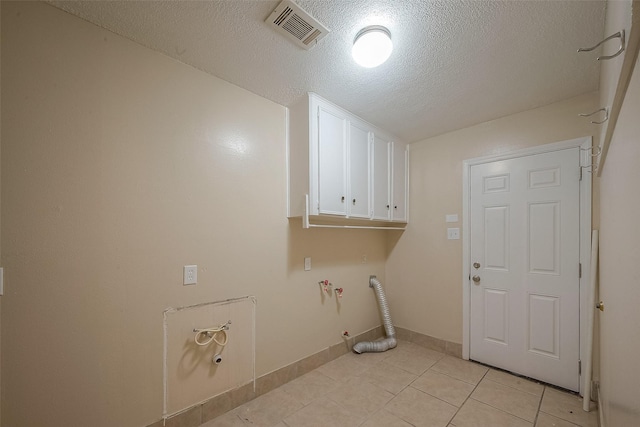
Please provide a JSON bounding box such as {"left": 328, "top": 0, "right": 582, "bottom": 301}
{"left": 353, "top": 276, "right": 397, "bottom": 354}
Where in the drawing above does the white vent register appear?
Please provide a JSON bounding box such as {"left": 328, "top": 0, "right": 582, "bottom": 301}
{"left": 265, "top": 0, "right": 329, "bottom": 49}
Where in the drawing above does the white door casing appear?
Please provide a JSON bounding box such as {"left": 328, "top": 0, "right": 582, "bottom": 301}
{"left": 462, "top": 137, "right": 592, "bottom": 394}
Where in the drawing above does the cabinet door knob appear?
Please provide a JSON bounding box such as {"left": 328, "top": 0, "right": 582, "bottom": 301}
{"left": 352, "top": 199, "right": 356, "bottom": 205}
{"left": 386, "top": 205, "right": 390, "bottom": 209}
{"left": 394, "top": 205, "right": 397, "bottom": 209}
{"left": 341, "top": 196, "right": 345, "bottom": 203}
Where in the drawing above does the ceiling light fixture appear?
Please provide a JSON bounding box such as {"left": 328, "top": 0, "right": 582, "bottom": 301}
{"left": 352, "top": 25, "right": 393, "bottom": 68}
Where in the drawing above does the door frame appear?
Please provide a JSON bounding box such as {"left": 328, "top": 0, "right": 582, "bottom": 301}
{"left": 462, "top": 136, "right": 593, "bottom": 394}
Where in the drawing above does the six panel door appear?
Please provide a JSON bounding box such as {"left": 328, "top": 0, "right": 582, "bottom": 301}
{"left": 469, "top": 148, "right": 581, "bottom": 391}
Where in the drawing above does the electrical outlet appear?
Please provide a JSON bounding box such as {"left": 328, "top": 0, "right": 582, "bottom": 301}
{"left": 183, "top": 265, "right": 197, "bottom": 285}
{"left": 361, "top": 255, "right": 367, "bottom": 264}
{"left": 304, "top": 257, "right": 311, "bottom": 271}
{"left": 447, "top": 228, "right": 460, "bottom": 240}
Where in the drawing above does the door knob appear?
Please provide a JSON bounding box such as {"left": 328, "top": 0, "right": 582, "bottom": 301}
{"left": 472, "top": 275, "right": 481, "bottom": 283}
{"left": 596, "top": 301, "right": 604, "bottom": 311}
{"left": 473, "top": 262, "right": 481, "bottom": 269}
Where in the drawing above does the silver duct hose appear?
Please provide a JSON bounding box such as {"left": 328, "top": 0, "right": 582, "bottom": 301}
{"left": 353, "top": 276, "right": 397, "bottom": 354}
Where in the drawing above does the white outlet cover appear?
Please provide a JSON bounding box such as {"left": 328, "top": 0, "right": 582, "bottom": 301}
{"left": 183, "top": 265, "right": 197, "bottom": 285}
{"left": 446, "top": 214, "right": 459, "bottom": 223}
{"left": 447, "top": 228, "right": 460, "bottom": 240}
{"left": 304, "top": 257, "right": 311, "bottom": 271}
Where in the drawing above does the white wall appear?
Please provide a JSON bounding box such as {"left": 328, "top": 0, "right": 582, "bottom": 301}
{"left": 1, "top": 3, "right": 386, "bottom": 426}
{"left": 598, "top": 52, "right": 640, "bottom": 426}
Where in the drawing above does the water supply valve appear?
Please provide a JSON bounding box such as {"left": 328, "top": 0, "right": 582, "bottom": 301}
{"left": 335, "top": 287, "right": 344, "bottom": 298}
{"left": 319, "top": 279, "right": 332, "bottom": 293}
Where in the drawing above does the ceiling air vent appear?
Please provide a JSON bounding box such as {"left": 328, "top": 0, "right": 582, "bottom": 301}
{"left": 265, "top": 0, "right": 330, "bottom": 50}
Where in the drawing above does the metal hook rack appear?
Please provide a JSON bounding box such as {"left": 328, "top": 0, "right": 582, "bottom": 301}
{"left": 580, "top": 163, "right": 598, "bottom": 175}
{"left": 579, "top": 107, "right": 609, "bottom": 124}
{"left": 580, "top": 146, "right": 602, "bottom": 157}
{"left": 579, "top": 144, "right": 600, "bottom": 179}
{"left": 578, "top": 30, "right": 625, "bottom": 61}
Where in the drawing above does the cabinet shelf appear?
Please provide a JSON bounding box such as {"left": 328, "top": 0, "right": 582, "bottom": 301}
{"left": 302, "top": 194, "right": 407, "bottom": 230}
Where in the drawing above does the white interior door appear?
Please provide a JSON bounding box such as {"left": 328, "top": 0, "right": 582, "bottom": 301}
{"left": 469, "top": 147, "right": 581, "bottom": 391}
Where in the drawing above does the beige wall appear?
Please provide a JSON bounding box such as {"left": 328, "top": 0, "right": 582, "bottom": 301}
{"left": 386, "top": 92, "right": 599, "bottom": 344}
{"left": 0, "top": 2, "right": 3, "bottom": 424}
{"left": 598, "top": 53, "right": 640, "bottom": 425}
{"left": 0, "top": 3, "right": 386, "bottom": 426}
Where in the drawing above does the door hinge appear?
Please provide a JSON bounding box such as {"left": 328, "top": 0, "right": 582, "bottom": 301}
{"left": 579, "top": 360, "right": 582, "bottom": 375}
{"left": 579, "top": 263, "right": 582, "bottom": 278}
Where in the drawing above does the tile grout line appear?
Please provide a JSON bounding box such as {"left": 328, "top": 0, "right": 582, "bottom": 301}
{"left": 360, "top": 353, "right": 440, "bottom": 426}
{"left": 533, "top": 385, "right": 547, "bottom": 426}
{"left": 348, "top": 349, "right": 449, "bottom": 427}
{"left": 446, "top": 364, "right": 491, "bottom": 426}
{"left": 466, "top": 385, "right": 542, "bottom": 425}
{"left": 465, "top": 367, "right": 548, "bottom": 425}
{"left": 382, "top": 354, "right": 493, "bottom": 426}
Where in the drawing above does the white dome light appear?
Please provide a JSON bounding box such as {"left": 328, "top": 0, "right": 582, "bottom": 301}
{"left": 352, "top": 26, "right": 393, "bottom": 68}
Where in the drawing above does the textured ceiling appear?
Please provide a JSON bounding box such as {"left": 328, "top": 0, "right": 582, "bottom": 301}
{"left": 47, "top": 0, "right": 606, "bottom": 142}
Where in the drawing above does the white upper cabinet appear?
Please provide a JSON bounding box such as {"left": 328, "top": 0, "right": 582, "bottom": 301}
{"left": 371, "top": 134, "right": 390, "bottom": 220}
{"left": 288, "top": 93, "right": 408, "bottom": 228}
{"left": 348, "top": 120, "right": 371, "bottom": 218}
{"left": 392, "top": 141, "right": 408, "bottom": 222}
{"left": 317, "top": 104, "right": 348, "bottom": 215}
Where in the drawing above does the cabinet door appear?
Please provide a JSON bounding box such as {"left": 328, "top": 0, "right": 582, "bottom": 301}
{"left": 317, "top": 105, "right": 347, "bottom": 215}
{"left": 391, "top": 142, "right": 408, "bottom": 222}
{"left": 372, "top": 134, "right": 391, "bottom": 220}
{"left": 348, "top": 122, "right": 371, "bottom": 218}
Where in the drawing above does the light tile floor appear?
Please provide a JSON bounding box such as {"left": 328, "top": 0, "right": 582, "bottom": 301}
{"left": 201, "top": 340, "right": 598, "bottom": 427}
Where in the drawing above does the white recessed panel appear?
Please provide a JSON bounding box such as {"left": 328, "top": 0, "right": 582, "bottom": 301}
{"left": 483, "top": 174, "right": 510, "bottom": 193}
{"left": 529, "top": 202, "right": 560, "bottom": 275}
{"left": 484, "top": 289, "right": 508, "bottom": 345}
{"left": 528, "top": 294, "right": 560, "bottom": 358}
{"left": 484, "top": 206, "right": 509, "bottom": 271}
{"left": 529, "top": 167, "right": 560, "bottom": 189}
